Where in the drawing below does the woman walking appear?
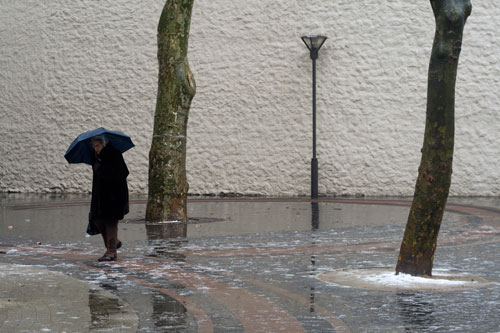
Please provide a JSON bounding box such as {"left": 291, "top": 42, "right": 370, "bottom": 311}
{"left": 89, "top": 135, "right": 130, "bottom": 262}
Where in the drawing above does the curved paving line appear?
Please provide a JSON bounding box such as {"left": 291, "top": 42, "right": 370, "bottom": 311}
{"left": 6, "top": 197, "right": 500, "bottom": 216}
{"left": 1, "top": 220, "right": 499, "bottom": 332}
{"left": 73, "top": 263, "right": 215, "bottom": 333}
{"left": 0, "top": 246, "right": 307, "bottom": 332}
{"left": 127, "top": 278, "right": 214, "bottom": 332}
{"left": 0, "top": 247, "right": 211, "bottom": 331}
{"left": 108, "top": 255, "right": 350, "bottom": 332}
{"left": 2, "top": 244, "right": 350, "bottom": 332}
{"left": 176, "top": 226, "right": 500, "bottom": 258}
{"left": 246, "top": 277, "right": 351, "bottom": 333}
{"left": 110, "top": 258, "right": 307, "bottom": 332}
{"left": 149, "top": 255, "right": 352, "bottom": 333}
{"left": 2, "top": 198, "right": 500, "bottom": 332}
{"left": 84, "top": 251, "right": 350, "bottom": 332}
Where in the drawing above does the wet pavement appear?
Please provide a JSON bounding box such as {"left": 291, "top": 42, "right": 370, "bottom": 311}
{"left": 1, "top": 193, "right": 500, "bottom": 332}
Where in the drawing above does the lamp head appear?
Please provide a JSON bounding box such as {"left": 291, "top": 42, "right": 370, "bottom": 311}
{"left": 301, "top": 35, "right": 327, "bottom": 60}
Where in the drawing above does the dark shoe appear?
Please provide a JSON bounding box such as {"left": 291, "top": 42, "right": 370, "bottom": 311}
{"left": 117, "top": 241, "right": 122, "bottom": 249}
{"left": 98, "top": 255, "right": 117, "bottom": 262}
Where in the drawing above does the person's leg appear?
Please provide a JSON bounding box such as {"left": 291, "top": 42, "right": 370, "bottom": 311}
{"left": 94, "top": 219, "right": 108, "bottom": 250}
{"left": 103, "top": 219, "right": 118, "bottom": 258}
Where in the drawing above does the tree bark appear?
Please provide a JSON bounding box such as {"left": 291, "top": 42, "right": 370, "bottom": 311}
{"left": 396, "top": 0, "right": 471, "bottom": 276}
{"left": 146, "top": 0, "right": 196, "bottom": 222}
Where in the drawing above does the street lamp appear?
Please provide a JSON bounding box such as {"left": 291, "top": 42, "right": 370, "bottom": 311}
{"left": 301, "top": 35, "right": 327, "bottom": 199}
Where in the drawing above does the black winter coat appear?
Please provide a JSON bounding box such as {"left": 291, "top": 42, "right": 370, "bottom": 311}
{"left": 90, "top": 144, "right": 129, "bottom": 221}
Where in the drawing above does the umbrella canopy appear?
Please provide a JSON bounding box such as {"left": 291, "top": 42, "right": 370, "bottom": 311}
{"left": 64, "top": 127, "right": 134, "bottom": 165}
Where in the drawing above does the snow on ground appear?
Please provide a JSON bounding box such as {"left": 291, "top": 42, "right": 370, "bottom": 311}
{"left": 317, "top": 267, "right": 490, "bottom": 291}
{"left": 362, "top": 270, "right": 478, "bottom": 287}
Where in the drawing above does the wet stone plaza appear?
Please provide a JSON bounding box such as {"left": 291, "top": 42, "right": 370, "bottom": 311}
{"left": 1, "top": 194, "right": 500, "bottom": 332}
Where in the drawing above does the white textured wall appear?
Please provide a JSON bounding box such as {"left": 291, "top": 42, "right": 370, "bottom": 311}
{"left": 1, "top": 0, "right": 499, "bottom": 196}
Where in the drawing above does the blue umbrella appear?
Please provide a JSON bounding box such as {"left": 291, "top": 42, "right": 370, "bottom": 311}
{"left": 64, "top": 127, "right": 134, "bottom": 165}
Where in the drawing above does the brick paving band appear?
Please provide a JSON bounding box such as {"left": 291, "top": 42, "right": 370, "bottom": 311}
{"left": 2, "top": 197, "right": 500, "bottom": 331}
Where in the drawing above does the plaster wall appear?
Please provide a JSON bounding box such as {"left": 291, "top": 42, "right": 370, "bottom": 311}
{"left": 1, "top": 0, "right": 499, "bottom": 196}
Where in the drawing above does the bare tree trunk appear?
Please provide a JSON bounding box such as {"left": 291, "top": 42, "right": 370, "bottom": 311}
{"left": 396, "top": 0, "right": 471, "bottom": 276}
{"left": 146, "top": 0, "right": 196, "bottom": 222}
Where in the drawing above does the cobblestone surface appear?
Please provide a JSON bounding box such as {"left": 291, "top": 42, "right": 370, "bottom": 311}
{"left": 1, "top": 194, "right": 500, "bottom": 332}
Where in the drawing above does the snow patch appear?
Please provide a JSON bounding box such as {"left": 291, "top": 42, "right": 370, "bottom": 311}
{"left": 152, "top": 220, "right": 184, "bottom": 224}
{"left": 363, "top": 271, "right": 477, "bottom": 287}
{"left": 317, "top": 267, "right": 490, "bottom": 291}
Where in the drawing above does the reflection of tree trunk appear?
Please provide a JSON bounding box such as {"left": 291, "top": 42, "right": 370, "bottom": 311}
{"left": 88, "top": 289, "right": 122, "bottom": 331}
{"left": 396, "top": 0, "right": 471, "bottom": 276}
{"left": 146, "top": 222, "right": 187, "bottom": 240}
{"left": 146, "top": 0, "right": 196, "bottom": 223}
{"left": 152, "top": 292, "right": 187, "bottom": 330}
{"left": 146, "top": 222, "right": 187, "bottom": 261}
{"left": 397, "top": 293, "right": 435, "bottom": 329}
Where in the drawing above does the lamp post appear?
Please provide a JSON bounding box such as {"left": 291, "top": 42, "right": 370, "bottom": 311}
{"left": 301, "top": 35, "right": 327, "bottom": 199}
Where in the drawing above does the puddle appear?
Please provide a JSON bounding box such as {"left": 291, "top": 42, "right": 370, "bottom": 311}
{"left": 1, "top": 195, "right": 500, "bottom": 332}
{"left": 0, "top": 263, "right": 138, "bottom": 332}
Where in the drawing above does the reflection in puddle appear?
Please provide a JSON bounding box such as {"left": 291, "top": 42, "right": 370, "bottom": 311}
{"left": 311, "top": 202, "right": 319, "bottom": 230}
{"left": 152, "top": 292, "right": 188, "bottom": 331}
{"left": 146, "top": 223, "right": 187, "bottom": 261}
{"left": 310, "top": 202, "right": 320, "bottom": 313}
{"left": 3, "top": 195, "right": 499, "bottom": 332}
{"left": 146, "top": 222, "right": 187, "bottom": 240}
{"left": 397, "top": 292, "right": 435, "bottom": 330}
{"left": 88, "top": 288, "right": 125, "bottom": 331}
